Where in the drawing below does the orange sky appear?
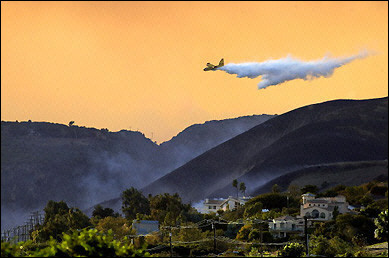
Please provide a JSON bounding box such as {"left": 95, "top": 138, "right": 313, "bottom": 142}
{"left": 1, "top": 1, "right": 388, "bottom": 143}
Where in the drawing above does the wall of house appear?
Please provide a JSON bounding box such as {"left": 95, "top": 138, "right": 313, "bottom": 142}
{"left": 301, "top": 207, "right": 331, "bottom": 220}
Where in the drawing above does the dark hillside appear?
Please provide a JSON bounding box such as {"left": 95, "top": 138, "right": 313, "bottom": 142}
{"left": 158, "top": 115, "right": 275, "bottom": 169}
{"left": 142, "top": 97, "right": 388, "bottom": 203}
{"left": 250, "top": 160, "right": 388, "bottom": 195}
{"left": 1, "top": 115, "right": 273, "bottom": 228}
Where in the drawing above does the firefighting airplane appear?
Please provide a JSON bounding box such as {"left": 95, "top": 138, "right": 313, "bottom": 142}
{"left": 203, "top": 58, "right": 224, "bottom": 71}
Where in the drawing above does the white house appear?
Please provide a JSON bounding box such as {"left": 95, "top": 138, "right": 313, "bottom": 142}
{"left": 300, "top": 193, "right": 349, "bottom": 220}
{"left": 203, "top": 199, "right": 225, "bottom": 213}
{"left": 202, "top": 196, "right": 252, "bottom": 213}
{"left": 268, "top": 215, "right": 304, "bottom": 238}
{"left": 269, "top": 193, "right": 351, "bottom": 237}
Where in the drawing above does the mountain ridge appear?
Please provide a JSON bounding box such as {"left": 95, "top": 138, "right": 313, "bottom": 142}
{"left": 1, "top": 114, "right": 274, "bottom": 228}
{"left": 141, "top": 97, "right": 388, "bottom": 202}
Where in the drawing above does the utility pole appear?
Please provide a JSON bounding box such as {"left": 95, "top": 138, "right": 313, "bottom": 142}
{"left": 260, "top": 222, "right": 263, "bottom": 257}
{"left": 304, "top": 216, "right": 308, "bottom": 256}
{"left": 307, "top": 234, "right": 310, "bottom": 257}
{"left": 212, "top": 221, "right": 216, "bottom": 254}
{"left": 169, "top": 231, "right": 172, "bottom": 257}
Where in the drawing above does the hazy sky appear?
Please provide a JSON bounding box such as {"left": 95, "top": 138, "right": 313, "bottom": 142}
{"left": 2, "top": 1, "right": 388, "bottom": 143}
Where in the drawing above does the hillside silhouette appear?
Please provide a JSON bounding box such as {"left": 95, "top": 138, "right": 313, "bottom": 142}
{"left": 142, "top": 97, "right": 388, "bottom": 203}
{"left": 1, "top": 115, "right": 273, "bottom": 228}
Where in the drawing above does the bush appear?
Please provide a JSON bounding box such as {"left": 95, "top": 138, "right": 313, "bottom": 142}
{"left": 236, "top": 224, "right": 253, "bottom": 240}
{"left": 374, "top": 209, "right": 388, "bottom": 241}
{"left": 95, "top": 216, "right": 135, "bottom": 240}
{"left": 1, "top": 228, "right": 149, "bottom": 257}
{"left": 309, "top": 235, "right": 355, "bottom": 257}
{"left": 279, "top": 242, "right": 305, "bottom": 257}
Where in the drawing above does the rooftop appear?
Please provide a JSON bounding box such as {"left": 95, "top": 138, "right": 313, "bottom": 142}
{"left": 302, "top": 193, "right": 316, "bottom": 197}
{"left": 204, "top": 199, "right": 225, "bottom": 205}
{"left": 274, "top": 215, "right": 297, "bottom": 221}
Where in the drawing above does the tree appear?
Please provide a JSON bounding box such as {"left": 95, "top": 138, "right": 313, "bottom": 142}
{"left": 236, "top": 224, "right": 253, "bottom": 240}
{"left": 335, "top": 213, "right": 376, "bottom": 244}
{"left": 301, "top": 184, "right": 318, "bottom": 194}
{"left": 92, "top": 205, "right": 118, "bottom": 219}
{"left": 95, "top": 216, "right": 134, "bottom": 240}
{"left": 271, "top": 184, "right": 280, "bottom": 193}
{"left": 148, "top": 193, "right": 192, "bottom": 226}
{"left": 309, "top": 235, "right": 354, "bottom": 257}
{"left": 287, "top": 184, "right": 301, "bottom": 198}
{"left": 332, "top": 206, "right": 340, "bottom": 220}
{"left": 68, "top": 121, "right": 78, "bottom": 139}
{"left": 43, "top": 200, "right": 70, "bottom": 224}
{"left": 374, "top": 209, "right": 388, "bottom": 241}
{"left": 246, "top": 193, "right": 287, "bottom": 210}
{"left": 35, "top": 200, "right": 91, "bottom": 242}
{"left": 232, "top": 179, "right": 239, "bottom": 198}
{"left": 239, "top": 182, "right": 246, "bottom": 197}
{"left": 244, "top": 202, "right": 263, "bottom": 219}
{"left": 121, "top": 187, "right": 150, "bottom": 221}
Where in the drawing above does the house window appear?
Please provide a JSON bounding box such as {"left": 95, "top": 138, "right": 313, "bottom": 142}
{"left": 320, "top": 212, "right": 326, "bottom": 219}
{"left": 274, "top": 224, "right": 276, "bottom": 229}
{"left": 312, "top": 209, "right": 319, "bottom": 218}
{"left": 280, "top": 222, "right": 285, "bottom": 229}
{"left": 208, "top": 206, "right": 212, "bottom": 209}
{"left": 213, "top": 206, "right": 216, "bottom": 209}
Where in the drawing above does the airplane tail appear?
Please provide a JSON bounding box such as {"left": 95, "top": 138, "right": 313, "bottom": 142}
{"left": 219, "top": 58, "right": 224, "bottom": 66}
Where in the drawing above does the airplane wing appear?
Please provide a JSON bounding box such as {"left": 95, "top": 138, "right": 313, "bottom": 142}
{"left": 206, "top": 63, "right": 215, "bottom": 68}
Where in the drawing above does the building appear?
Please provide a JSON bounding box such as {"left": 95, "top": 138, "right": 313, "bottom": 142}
{"left": 202, "top": 196, "right": 251, "bottom": 213}
{"left": 132, "top": 220, "right": 159, "bottom": 236}
{"left": 300, "top": 193, "right": 349, "bottom": 220}
{"left": 203, "top": 199, "right": 225, "bottom": 213}
{"left": 268, "top": 215, "right": 304, "bottom": 238}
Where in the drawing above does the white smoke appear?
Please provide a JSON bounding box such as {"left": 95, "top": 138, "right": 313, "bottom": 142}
{"left": 218, "top": 50, "right": 371, "bottom": 89}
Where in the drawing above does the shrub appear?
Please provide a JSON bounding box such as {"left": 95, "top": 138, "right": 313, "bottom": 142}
{"left": 1, "top": 228, "right": 149, "bottom": 257}
{"left": 279, "top": 242, "right": 305, "bottom": 257}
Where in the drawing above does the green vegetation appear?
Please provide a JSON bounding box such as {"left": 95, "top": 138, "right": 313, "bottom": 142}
{"left": 374, "top": 210, "right": 388, "bottom": 241}
{"left": 1, "top": 228, "right": 149, "bottom": 257}
{"left": 92, "top": 204, "right": 119, "bottom": 219}
{"left": 2, "top": 180, "right": 387, "bottom": 256}
{"left": 279, "top": 242, "right": 305, "bottom": 257}
{"left": 240, "top": 182, "right": 247, "bottom": 196}
{"left": 33, "top": 200, "right": 91, "bottom": 242}
{"left": 232, "top": 179, "right": 239, "bottom": 198}
{"left": 121, "top": 187, "right": 151, "bottom": 221}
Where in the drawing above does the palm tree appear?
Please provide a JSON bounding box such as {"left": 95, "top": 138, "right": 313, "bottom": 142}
{"left": 239, "top": 182, "right": 246, "bottom": 197}
{"left": 232, "top": 179, "right": 238, "bottom": 198}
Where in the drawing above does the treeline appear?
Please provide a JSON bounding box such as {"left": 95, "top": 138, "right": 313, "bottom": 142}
{"left": 1, "top": 180, "right": 388, "bottom": 257}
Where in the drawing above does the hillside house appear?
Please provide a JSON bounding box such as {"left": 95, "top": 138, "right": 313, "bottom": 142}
{"left": 203, "top": 199, "right": 225, "bottom": 213}
{"left": 300, "top": 193, "right": 349, "bottom": 220}
{"left": 269, "top": 215, "right": 304, "bottom": 238}
{"left": 203, "top": 196, "right": 251, "bottom": 213}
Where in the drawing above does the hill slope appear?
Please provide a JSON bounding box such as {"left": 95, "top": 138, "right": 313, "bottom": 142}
{"left": 142, "top": 97, "right": 388, "bottom": 203}
{"left": 249, "top": 160, "right": 388, "bottom": 196}
{"left": 1, "top": 115, "right": 273, "bottom": 228}
{"left": 158, "top": 115, "right": 274, "bottom": 169}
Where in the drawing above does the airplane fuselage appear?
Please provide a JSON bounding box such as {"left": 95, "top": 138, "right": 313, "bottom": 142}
{"left": 203, "top": 58, "right": 224, "bottom": 71}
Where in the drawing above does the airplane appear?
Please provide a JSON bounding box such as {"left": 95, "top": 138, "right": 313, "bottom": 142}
{"left": 203, "top": 58, "right": 224, "bottom": 71}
